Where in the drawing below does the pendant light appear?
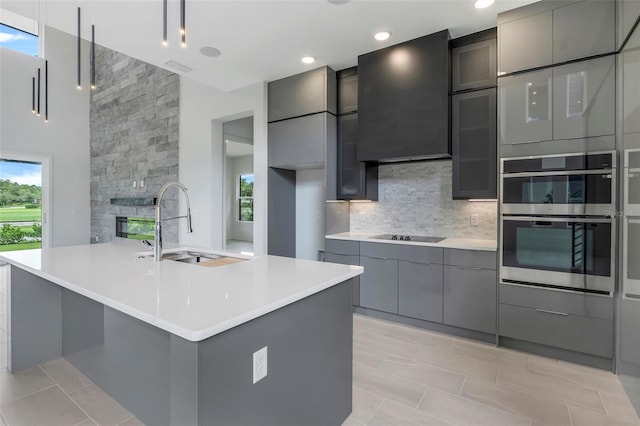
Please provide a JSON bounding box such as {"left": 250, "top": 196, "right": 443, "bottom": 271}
{"left": 37, "top": 67, "right": 41, "bottom": 116}
{"left": 180, "top": 0, "right": 186, "bottom": 47}
{"left": 44, "top": 60, "right": 48, "bottom": 122}
{"left": 91, "top": 24, "right": 96, "bottom": 89}
{"left": 162, "top": 0, "right": 167, "bottom": 46}
{"left": 77, "top": 6, "right": 81, "bottom": 89}
{"left": 31, "top": 77, "right": 36, "bottom": 113}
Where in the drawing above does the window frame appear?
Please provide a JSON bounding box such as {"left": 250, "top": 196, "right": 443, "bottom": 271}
{"left": 237, "top": 173, "right": 254, "bottom": 223}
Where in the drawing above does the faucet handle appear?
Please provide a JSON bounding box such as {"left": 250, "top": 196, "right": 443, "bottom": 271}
{"left": 141, "top": 239, "right": 154, "bottom": 249}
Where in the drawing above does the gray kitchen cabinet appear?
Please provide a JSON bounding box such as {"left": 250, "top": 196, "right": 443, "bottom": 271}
{"left": 268, "top": 112, "right": 334, "bottom": 169}
{"left": 452, "top": 38, "right": 496, "bottom": 93}
{"left": 337, "top": 67, "right": 358, "bottom": 115}
{"left": 443, "top": 249, "right": 497, "bottom": 334}
{"left": 268, "top": 66, "right": 337, "bottom": 122}
{"left": 452, "top": 88, "right": 497, "bottom": 199}
{"left": 359, "top": 256, "right": 398, "bottom": 314}
{"left": 398, "top": 261, "right": 443, "bottom": 323}
{"left": 499, "top": 283, "right": 614, "bottom": 358}
{"left": 499, "top": 68, "right": 552, "bottom": 145}
{"left": 337, "top": 113, "right": 378, "bottom": 200}
{"left": 552, "top": 56, "right": 615, "bottom": 140}
{"left": 498, "top": 11, "right": 552, "bottom": 74}
{"left": 325, "top": 252, "right": 361, "bottom": 306}
{"left": 619, "top": 0, "right": 640, "bottom": 50}
{"left": 552, "top": 1, "right": 615, "bottom": 64}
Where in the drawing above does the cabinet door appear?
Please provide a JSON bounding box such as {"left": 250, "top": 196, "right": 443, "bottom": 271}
{"left": 452, "top": 88, "right": 497, "bottom": 199}
{"left": 398, "top": 261, "right": 443, "bottom": 323}
{"left": 268, "top": 68, "right": 335, "bottom": 122}
{"left": 553, "top": 1, "right": 615, "bottom": 63}
{"left": 499, "top": 11, "right": 552, "bottom": 74}
{"left": 338, "top": 73, "right": 358, "bottom": 115}
{"left": 268, "top": 113, "right": 326, "bottom": 168}
{"left": 444, "top": 266, "right": 496, "bottom": 334}
{"left": 325, "top": 252, "right": 361, "bottom": 306}
{"left": 552, "top": 56, "right": 615, "bottom": 140}
{"left": 359, "top": 256, "right": 398, "bottom": 314}
{"left": 499, "top": 68, "right": 552, "bottom": 145}
{"left": 338, "top": 114, "right": 364, "bottom": 198}
{"left": 452, "top": 39, "right": 496, "bottom": 92}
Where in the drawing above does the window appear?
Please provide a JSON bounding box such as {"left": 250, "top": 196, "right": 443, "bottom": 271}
{"left": 115, "top": 217, "right": 155, "bottom": 240}
{"left": 238, "top": 174, "right": 254, "bottom": 222}
{"left": 0, "top": 23, "right": 39, "bottom": 57}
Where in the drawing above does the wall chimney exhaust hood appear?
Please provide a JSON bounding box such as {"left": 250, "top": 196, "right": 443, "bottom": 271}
{"left": 356, "top": 30, "right": 451, "bottom": 163}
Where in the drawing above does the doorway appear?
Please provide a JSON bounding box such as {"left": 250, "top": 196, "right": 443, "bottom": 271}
{"left": 0, "top": 157, "right": 48, "bottom": 251}
{"left": 223, "top": 117, "right": 254, "bottom": 255}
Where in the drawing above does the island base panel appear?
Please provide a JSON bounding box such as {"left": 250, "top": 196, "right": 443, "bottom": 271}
{"left": 9, "top": 267, "right": 354, "bottom": 426}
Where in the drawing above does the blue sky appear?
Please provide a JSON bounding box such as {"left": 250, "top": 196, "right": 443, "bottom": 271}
{"left": 0, "top": 161, "right": 42, "bottom": 186}
{"left": 0, "top": 24, "right": 39, "bottom": 57}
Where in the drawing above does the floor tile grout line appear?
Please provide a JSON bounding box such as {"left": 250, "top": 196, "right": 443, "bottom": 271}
{"left": 415, "top": 385, "right": 430, "bottom": 410}
{"left": 364, "top": 396, "right": 385, "bottom": 425}
{"left": 116, "top": 415, "right": 135, "bottom": 426}
{"left": 597, "top": 390, "right": 609, "bottom": 416}
{"left": 0, "top": 382, "right": 58, "bottom": 406}
{"left": 458, "top": 376, "right": 467, "bottom": 397}
{"left": 38, "top": 365, "right": 100, "bottom": 426}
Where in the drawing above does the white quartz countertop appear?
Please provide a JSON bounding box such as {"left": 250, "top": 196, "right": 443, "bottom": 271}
{"left": 326, "top": 232, "right": 497, "bottom": 251}
{"left": 0, "top": 242, "right": 363, "bottom": 342}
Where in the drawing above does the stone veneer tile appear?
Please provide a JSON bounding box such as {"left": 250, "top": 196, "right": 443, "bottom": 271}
{"left": 350, "top": 160, "right": 497, "bottom": 240}
{"left": 90, "top": 45, "right": 180, "bottom": 244}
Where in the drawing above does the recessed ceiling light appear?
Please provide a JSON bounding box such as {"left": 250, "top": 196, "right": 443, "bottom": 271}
{"left": 200, "top": 46, "right": 222, "bottom": 58}
{"left": 302, "top": 56, "right": 316, "bottom": 64}
{"left": 374, "top": 31, "right": 391, "bottom": 41}
{"left": 474, "top": 0, "right": 495, "bottom": 8}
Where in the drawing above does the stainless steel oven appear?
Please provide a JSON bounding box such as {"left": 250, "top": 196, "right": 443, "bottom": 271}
{"left": 624, "top": 149, "right": 640, "bottom": 297}
{"left": 501, "top": 152, "right": 615, "bottom": 216}
{"left": 501, "top": 216, "right": 615, "bottom": 293}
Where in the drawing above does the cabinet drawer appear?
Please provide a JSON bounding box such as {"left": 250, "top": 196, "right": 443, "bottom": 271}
{"left": 499, "top": 284, "right": 613, "bottom": 320}
{"left": 326, "top": 239, "right": 359, "bottom": 256}
{"left": 499, "top": 303, "right": 613, "bottom": 358}
{"left": 444, "top": 249, "right": 496, "bottom": 270}
{"left": 360, "top": 242, "right": 443, "bottom": 264}
{"left": 444, "top": 266, "right": 496, "bottom": 334}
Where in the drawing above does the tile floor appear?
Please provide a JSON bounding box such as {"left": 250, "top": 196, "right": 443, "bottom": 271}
{"left": 1, "top": 264, "right": 639, "bottom": 425}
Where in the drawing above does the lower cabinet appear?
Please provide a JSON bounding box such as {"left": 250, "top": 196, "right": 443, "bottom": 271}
{"left": 499, "top": 283, "right": 614, "bottom": 358}
{"left": 398, "top": 261, "right": 443, "bottom": 323}
{"left": 444, "top": 266, "right": 496, "bottom": 334}
{"left": 359, "top": 256, "right": 399, "bottom": 314}
{"left": 443, "top": 249, "right": 497, "bottom": 334}
{"left": 325, "top": 252, "right": 361, "bottom": 306}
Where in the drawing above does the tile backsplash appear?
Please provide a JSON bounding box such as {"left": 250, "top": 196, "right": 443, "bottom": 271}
{"left": 349, "top": 160, "right": 497, "bottom": 240}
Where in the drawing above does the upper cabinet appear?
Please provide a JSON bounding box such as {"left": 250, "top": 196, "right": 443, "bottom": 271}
{"left": 499, "top": 11, "right": 552, "bottom": 74}
{"left": 337, "top": 67, "right": 358, "bottom": 115}
{"left": 268, "top": 66, "right": 337, "bottom": 122}
{"left": 357, "top": 30, "right": 451, "bottom": 162}
{"left": 452, "top": 38, "right": 497, "bottom": 92}
{"left": 552, "top": 1, "right": 615, "bottom": 64}
{"left": 498, "top": 1, "right": 616, "bottom": 75}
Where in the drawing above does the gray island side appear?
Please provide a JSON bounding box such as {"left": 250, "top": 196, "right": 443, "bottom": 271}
{"left": 2, "top": 242, "right": 362, "bottom": 426}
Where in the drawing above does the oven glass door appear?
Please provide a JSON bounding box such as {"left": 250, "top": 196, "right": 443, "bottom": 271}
{"left": 501, "top": 217, "right": 614, "bottom": 292}
{"left": 502, "top": 172, "right": 613, "bottom": 215}
{"left": 625, "top": 150, "right": 640, "bottom": 216}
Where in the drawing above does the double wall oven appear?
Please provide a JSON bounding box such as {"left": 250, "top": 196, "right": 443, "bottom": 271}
{"left": 500, "top": 152, "right": 616, "bottom": 294}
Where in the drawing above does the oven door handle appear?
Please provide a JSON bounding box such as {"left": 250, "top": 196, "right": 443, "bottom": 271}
{"left": 501, "top": 216, "right": 613, "bottom": 223}
{"left": 535, "top": 308, "right": 569, "bottom": 316}
{"left": 502, "top": 169, "right": 613, "bottom": 178}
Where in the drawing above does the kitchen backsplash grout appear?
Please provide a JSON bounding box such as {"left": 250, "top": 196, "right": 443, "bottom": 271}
{"left": 349, "top": 160, "right": 498, "bottom": 240}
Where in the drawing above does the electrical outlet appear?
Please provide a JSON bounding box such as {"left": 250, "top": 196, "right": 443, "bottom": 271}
{"left": 470, "top": 214, "right": 479, "bottom": 226}
{"left": 253, "top": 346, "right": 268, "bottom": 384}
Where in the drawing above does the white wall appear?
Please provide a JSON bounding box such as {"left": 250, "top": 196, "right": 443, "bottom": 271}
{"left": 179, "top": 78, "right": 267, "bottom": 255}
{"left": 295, "top": 169, "right": 325, "bottom": 260}
{"left": 225, "top": 155, "right": 254, "bottom": 242}
{"left": 0, "top": 27, "right": 90, "bottom": 247}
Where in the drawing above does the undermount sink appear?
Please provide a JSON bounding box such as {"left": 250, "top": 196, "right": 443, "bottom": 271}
{"left": 139, "top": 250, "right": 248, "bottom": 267}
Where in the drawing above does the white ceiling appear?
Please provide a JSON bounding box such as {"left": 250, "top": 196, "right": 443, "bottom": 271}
{"left": 2, "top": 0, "right": 539, "bottom": 92}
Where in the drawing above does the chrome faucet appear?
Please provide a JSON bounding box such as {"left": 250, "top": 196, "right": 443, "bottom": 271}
{"left": 154, "top": 181, "right": 193, "bottom": 261}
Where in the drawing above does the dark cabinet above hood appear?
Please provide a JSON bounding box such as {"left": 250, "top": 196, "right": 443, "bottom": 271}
{"left": 357, "top": 29, "right": 451, "bottom": 163}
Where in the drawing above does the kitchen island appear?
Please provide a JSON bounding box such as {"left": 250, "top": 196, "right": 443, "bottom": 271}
{"left": 1, "top": 242, "right": 363, "bottom": 426}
